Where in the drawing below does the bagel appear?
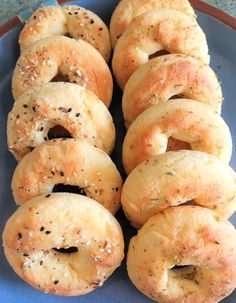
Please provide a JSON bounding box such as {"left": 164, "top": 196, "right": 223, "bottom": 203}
{"left": 110, "top": 0, "right": 196, "bottom": 48}
{"left": 121, "top": 151, "right": 236, "bottom": 228}
{"left": 3, "top": 193, "right": 124, "bottom": 296}
{"left": 7, "top": 82, "right": 115, "bottom": 160}
{"left": 12, "top": 35, "right": 113, "bottom": 106}
{"left": 123, "top": 99, "right": 232, "bottom": 174}
{"left": 112, "top": 9, "right": 209, "bottom": 89}
{"left": 123, "top": 55, "right": 222, "bottom": 127}
{"left": 127, "top": 206, "right": 236, "bottom": 303}
{"left": 12, "top": 139, "right": 122, "bottom": 214}
{"left": 19, "top": 5, "right": 111, "bottom": 62}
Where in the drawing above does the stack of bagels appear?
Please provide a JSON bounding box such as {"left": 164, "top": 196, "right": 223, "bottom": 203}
{"left": 3, "top": 5, "right": 124, "bottom": 296}
{"left": 111, "top": 0, "right": 236, "bottom": 302}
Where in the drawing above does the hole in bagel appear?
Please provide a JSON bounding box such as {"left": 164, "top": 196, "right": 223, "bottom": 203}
{"left": 48, "top": 126, "right": 72, "bottom": 140}
{"left": 52, "top": 184, "right": 87, "bottom": 196}
{"left": 53, "top": 247, "right": 78, "bottom": 254}
{"left": 169, "top": 94, "right": 185, "bottom": 100}
{"left": 65, "top": 33, "right": 73, "bottom": 38}
{"left": 149, "top": 49, "right": 170, "bottom": 60}
{"left": 172, "top": 265, "right": 191, "bottom": 270}
{"left": 167, "top": 137, "right": 191, "bottom": 151}
{"left": 51, "top": 73, "right": 70, "bottom": 82}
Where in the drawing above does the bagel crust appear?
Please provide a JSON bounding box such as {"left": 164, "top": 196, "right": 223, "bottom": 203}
{"left": 121, "top": 151, "right": 236, "bottom": 227}
{"left": 12, "top": 36, "right": 113, "bottom": 106}
{"left": 110, "top": 0, "right": 196, "bottom": 48}
{"left": 123, "top": 99, "right": 232, "bottom": 174}
{"left": 19, "top": 5, "right": 111, "bottom": 62}
{"left": 8, "top": 83, "right": 115, "bottom": 160}
{"left": 127, "top": 206, "right": 236, "bottom": 303}
{"left": 112, "top": 9, "right": 209, "bottom": 89}
{"left": 123, "top": 54, "right": 222, "bottom": 127}
{"left": 12, "top": 139, "right": 122, "bottom": 214}
{"left": 3, "top": 193, "right": 124, "bottom": 296}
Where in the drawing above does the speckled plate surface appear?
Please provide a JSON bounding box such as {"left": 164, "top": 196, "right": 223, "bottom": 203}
{"left": 0, "top": 1, "right": 236, "bottom": 302}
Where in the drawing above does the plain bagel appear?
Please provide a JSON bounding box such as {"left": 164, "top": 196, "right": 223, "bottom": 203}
{"left": 123, "top": 54, "right": 222, "bottom": 127}
{"left": 12, "top": 35, "right": 113, "bottom": 106}
{"left": 3, "top": 193, "right": 124, "bottom": 296}
{"left": 112, "top": 8, "right": 209, "bottom": 89}
{"left": 123, "top": 99, "right": 232, "bottom": 174}
{"left": 121, "top": 150, "right": 236, "bottom": 228}
{"left": 110, "top": 0, "right": 196, "bottom": 48}
{"left": 19, "top": 5, "right": 111, "bottom": 62}
{"left": 127, "top": 206, "right": 236, "bottom": 303}
{"left": 12, "top": 139, "right": 123, "bottom": 214}
{"left": 7, "top": 82, "right": 115, "bottom": 160}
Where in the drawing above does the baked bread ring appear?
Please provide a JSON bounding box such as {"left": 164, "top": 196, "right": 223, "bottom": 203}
{"left": 19, "top": 5, "right": 111, "bottom": 62}
{"left": 112, "top": 9, "right": 209, "bottom": 89}
{"left": 110, "top": 0, "right": 196, "bottom": 48}
{"left": 123, "top": 55, "right": 222, "bottom": 127}
{"left": 127, "top": 206, "right": 236, "bottom": 303}
{"left": 121, "top": 151, "right": 236, "bottom": 228}
{"left": 7, "top": 82, "right": 115, "bottom": 160}
{"left": 123, "top": 99, "right": 232, "bottom": 174}
{"left": 3, "top": 193, "right": 124, "bottom": 296}
{"left": 12, "top": 139, "right": 122, "bottom": 214}
{"left": 12, "top": 35, "right": 113, "bottom": 106}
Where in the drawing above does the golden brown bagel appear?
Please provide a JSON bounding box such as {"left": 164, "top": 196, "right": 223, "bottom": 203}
{"left": 12, "top": 139, "right": 122, "bottom": 214}
{"left": 123, "top": 99, "right": 232, "bottom": 174}
{"left": 110, "top": 0, "right": 196, "bottom": 48}
{"left": 112, "top": 9, "right": 209, "bottom": 89}
{"left": 19, "top": 5, "right": 111, "bottom": 62}
{"left": 127, "top": 206, "right": 236, "bottom": 303}
{"left": 3, "top": 193, "right": 124, "bottom": 296}
{"left": 12, "top": 35, "right": 113, "bottom": 106}
{"left": 123, "top": 55, "right": 222, "bottom": 127}
{"left": 121, "top": 151, "right": 236, "bottom": 228}
{"left": 8, "top": 82, "right": 115, "bottom": 160}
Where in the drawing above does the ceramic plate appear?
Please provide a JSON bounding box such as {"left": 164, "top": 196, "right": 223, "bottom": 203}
{"left": 0, "top": 0, "right": 235, "bottom": 302}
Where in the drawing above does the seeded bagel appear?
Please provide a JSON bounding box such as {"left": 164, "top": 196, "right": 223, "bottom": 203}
{"left": 12, "top": 36, "right": 113, "bottom": 106}
{"left": 8, "top": 83, "right": 115, "bottom": 160}
{"left": 3, "top": 193, "right": 124, "bottom": 296}
{"left": 19, "top": 5, "right": 111, "bottom": 62}
{"left": 12, "top": 139, "right": 122, "bottom": 214}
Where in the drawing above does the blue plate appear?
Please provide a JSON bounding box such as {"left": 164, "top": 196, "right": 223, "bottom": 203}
{"left": 0, "top": 1, "right": 235, "bottom": 302}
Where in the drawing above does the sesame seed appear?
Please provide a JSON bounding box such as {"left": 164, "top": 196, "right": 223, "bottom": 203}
{"left": 76, "top": 69, "right": 81, "bottom": 77}
{"left": 95, "top": 255, "right": 101, "bottom": 261}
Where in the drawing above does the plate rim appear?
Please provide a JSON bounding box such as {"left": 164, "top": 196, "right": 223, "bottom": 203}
{"left": 0, "top": 0, "right": 235, "bottom": 38}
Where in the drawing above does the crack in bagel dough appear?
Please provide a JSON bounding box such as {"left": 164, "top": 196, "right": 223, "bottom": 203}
{"left": 3, "top": 193, "right": 124, "bottom": 296}
{"left": 121, "top": 150, "right": 236, "bottom": 228}
{"left": 112, "top": 9, "right": 209, "bottom": 89}
{"left": 122, "top": 99, "right": 232, "bottom": 174}
{"left": 7, "top": 82, "right": 115, "bottom": 160}
{"left": 110, "top": 0, "right": 196, "bottom": 48}
{"left": 19, "top": 5, "right": 111, "bottom": 62}
{"left": 127, "top": 206, "right": 236, "bottom": 303}
{"left": 12, "top": 36, "right": 113, "bottom": 107}
{"left": 122, "top": 54, "right": 223, "bottom": 127}
{"left": 12, "top": 139, "right": 123, "bottom": 215}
